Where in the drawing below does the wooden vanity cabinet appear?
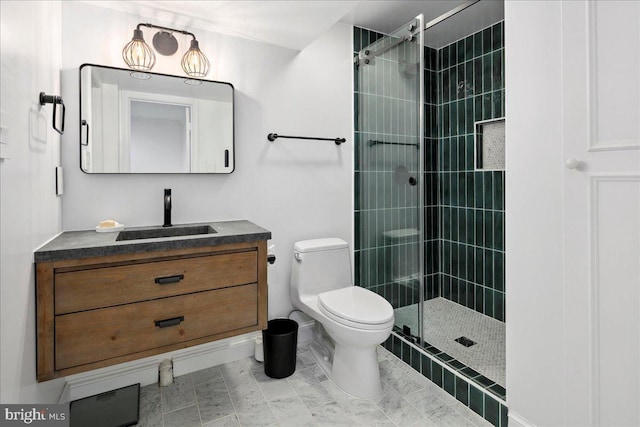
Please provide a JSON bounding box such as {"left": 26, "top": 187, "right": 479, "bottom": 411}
{"left": 36, "top": 240, "right": 268, "bottom": 382}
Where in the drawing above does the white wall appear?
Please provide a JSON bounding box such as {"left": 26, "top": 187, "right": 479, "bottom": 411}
{"left": 61, "top": 1, "right": 353, "bottom": 320}
{"left": 505, "top": 1, "right": 566, "bottom": 425}
{"left": 0, "top": 1, "right": 66, "bottom": 403}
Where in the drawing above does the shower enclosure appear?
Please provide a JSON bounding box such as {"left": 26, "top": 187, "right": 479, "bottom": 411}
{"left": 354, "top": 3, "right": 507, "bottom": 424}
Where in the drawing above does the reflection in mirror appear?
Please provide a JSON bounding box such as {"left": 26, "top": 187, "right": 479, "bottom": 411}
{"left": 80, "top": 64, "right": 234, "bottom": 174}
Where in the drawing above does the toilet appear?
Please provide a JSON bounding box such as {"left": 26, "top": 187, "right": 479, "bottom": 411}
{"left": 290, "top": 238, "right": 394, "bottom": 400}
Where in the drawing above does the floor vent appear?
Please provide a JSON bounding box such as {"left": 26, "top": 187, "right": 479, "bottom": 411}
{"left": 455, "top": 336, "right": 476, "bottom": 347}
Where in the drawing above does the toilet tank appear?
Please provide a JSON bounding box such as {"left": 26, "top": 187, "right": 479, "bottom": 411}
{"left": 291, "top": 238, "right": 353, "bottom": 304}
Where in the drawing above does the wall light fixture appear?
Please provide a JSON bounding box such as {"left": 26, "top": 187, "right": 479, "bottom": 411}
{"left": 122, "top": 23, "right": 210, "bottom": 78}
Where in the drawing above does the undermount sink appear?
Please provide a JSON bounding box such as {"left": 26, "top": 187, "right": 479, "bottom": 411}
{"left": 116, "top": 225, "right": 217, "bottom": 241}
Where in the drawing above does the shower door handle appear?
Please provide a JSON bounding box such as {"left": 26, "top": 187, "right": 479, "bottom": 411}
{"left": 408, "top": 176, "right": 417, "bottom": 186}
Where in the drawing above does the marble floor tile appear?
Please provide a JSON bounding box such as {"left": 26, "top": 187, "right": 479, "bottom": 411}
{"left": 134, "top": 384, "right": 162, "bottom": 427}
{"left": 309, "top": 401, "right": 354, "bottom": 426}
{"left": 191, "top": 365, "right": 223, "bottom": 385}
{"left": 142, "top": 343, "right": 495, "bottom": 427}
{"left": 194, "top": 377, "right": 235, "bottom": 424}
{"left": 376, "top": 384, "right": 424, "bottom": 426}
{"left": 203, "top": 414, "right": 240, "bottom": 426}
{"left": 268, "top": 390, "right": 314, "bottom": 426}
{"left": 163, "top": 404, "right": 201, "bottom": 427}
{"left": 161, "top": 374, "right": 196, "bottom": 413}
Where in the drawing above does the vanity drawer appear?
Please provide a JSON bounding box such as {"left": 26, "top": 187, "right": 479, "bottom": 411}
{"left": 55, "top": 284, "right": 258, "bottom": 370}
{"left": 55, "top": 250, "right": 257, "bottom": 314}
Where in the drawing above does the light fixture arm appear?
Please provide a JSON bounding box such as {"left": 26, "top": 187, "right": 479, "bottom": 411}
{"left": 136, "top": 23, "right": 196, "bottom": 41}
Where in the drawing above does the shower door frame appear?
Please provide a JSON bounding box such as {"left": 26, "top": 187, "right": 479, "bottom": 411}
{"left": 354, "top": 15, "right": 426, "bottom": 345}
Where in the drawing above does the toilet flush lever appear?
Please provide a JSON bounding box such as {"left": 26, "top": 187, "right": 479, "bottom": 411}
{"left": 294, "top": 252, "right": 303, "bottom": 262}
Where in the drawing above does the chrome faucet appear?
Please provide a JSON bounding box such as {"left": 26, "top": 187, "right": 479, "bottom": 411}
{"left": 163, "top": 188, "right": 172, "bottom": 227}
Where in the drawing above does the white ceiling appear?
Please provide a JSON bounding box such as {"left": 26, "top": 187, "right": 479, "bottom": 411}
{"left": 84, "top": 0, "right": 504, "bottom": 51}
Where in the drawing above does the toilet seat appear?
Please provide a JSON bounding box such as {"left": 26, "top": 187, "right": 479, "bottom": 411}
{"left": 318, "top": 287, "right": 394, "bottom": 331}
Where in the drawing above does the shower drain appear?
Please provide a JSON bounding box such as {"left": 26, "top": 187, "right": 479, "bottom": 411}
{"left": 454, "top": 336, "right": 476, "bottom": 347}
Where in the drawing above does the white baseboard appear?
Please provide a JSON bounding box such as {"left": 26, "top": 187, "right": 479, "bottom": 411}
{"left": 59, "top": 321, "right": 315, "bottom": 404}
{"left": 509, "top": 410, "right": 536, "bottom": 427}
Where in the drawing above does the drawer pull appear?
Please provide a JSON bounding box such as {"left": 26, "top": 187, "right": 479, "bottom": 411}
{"left": 154, "top": 274, "right": 184, "bottom": 285}
{"left": 155, "top": 316, "right": 184, "bottom": 328}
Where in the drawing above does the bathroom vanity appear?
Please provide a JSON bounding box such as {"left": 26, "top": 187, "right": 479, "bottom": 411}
{"left": 34, "top": 220, "right": 270, "bottom": 382}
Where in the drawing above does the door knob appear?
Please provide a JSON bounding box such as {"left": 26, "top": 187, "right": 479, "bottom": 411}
{"left": 565, "top": 158, "right": 580, "bottom": 170}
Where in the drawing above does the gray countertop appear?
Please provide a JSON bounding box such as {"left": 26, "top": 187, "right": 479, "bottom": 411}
{"left": 34, "top": 220, "right": 271, "bottom": 262}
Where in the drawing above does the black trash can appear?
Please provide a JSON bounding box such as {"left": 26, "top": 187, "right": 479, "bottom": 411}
{"left": 262, "top": 318, "right": 298, "bottom": 378}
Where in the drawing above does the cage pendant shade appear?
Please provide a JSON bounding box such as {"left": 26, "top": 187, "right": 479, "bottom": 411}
{"left": 122, "top": 28, "right": 156, "bottom": 71}
{"left": 181, "top": 39, "right": 210, "bottom": 77}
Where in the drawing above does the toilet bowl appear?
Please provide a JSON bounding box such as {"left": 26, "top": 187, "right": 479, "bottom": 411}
{"left": 290, "top": 238, "right": 394, "bottom": 400}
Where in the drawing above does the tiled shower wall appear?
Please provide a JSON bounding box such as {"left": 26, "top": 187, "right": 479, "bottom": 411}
{"left": 354, "top": 22, "right": 505, "bottom": 322}
{"left": 353, "top": 27, "right": 426, "bottom": 309}
{"left": 435, "top": 21, "right": 505, "bottom": 321}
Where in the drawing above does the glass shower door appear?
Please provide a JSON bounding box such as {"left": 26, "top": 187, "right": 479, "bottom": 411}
{"left": 354, "top": 16, "right": 425, "bottom": 342}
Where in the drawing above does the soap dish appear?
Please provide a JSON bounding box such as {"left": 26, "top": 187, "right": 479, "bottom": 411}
{"left": 96, "top": 222, "right": 125, "bottom": 233}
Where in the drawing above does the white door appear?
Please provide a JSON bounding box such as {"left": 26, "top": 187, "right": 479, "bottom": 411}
{"left": 562, "top": 1, "right": 640, "bottom": 425}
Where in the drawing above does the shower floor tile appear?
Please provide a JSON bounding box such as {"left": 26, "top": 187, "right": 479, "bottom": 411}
{"left": 394, "top": 297, "right": 506, "bottom": 388}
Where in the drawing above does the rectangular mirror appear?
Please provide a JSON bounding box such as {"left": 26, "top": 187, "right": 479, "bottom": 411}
{"left": 80, "top": 64, "right": 234, "bottom": 173}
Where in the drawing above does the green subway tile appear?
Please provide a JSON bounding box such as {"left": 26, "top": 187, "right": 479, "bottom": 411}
{"left": 482, "top": 93, "right": 492, "bottom": 120}
{"left": 459, "top": 279, "right": 468, "bottom": 305}
{"left": 474, "top": 94, "right": 483, "bottom": 123}
{"left": 459, "top": 209, "right": 467, "bottom": 243}
{"left": 465, "top": 34, "right": 474, "bottom": 61}
{"left": 456, "top": 64, "right": 464, "bottom": 100}
{"left": 494, "top": 251, "right": 504, "bottom": 291}
{"left": 491, "top": 91, "right": 501, "bottom": 118}
{"left": 456, "top": 376, "right": 470, "bottom": 405}
{"left": 402, "top": 341, "right": 411, "bottom": 365}
{"left": 484, "top": 394, "right": 500, "bottom": 427}
{"left": 482, "top": 27, "right": 492, "bottom": 54}
{"left": 500, "top": 404, "right": 509, "bottom": 427}
{"left": 457, "top": 99, "right": 465, "bottom": 135}
{"left": 449, "top": 67, "right": 458, "bottom": 103}
{"left": 484, "top": 288, "right": 494, "bottom": 317}
{"left": 495, "top": 291, "right": 505, "bottom": 322}
{"left": 393, "top": 335, "right": 403, "bottom": 358}
{"left": 466, "top": 173, "right": 475, "bottom": 208}
{"left": 466, "top": 245, "right": 476, "bottom": 282}
{"left": 451, "top": 173, "right": 459, "bottom": 206}
{"left": 489, "top": 383, "right": 506, "bottom": 399}
{"left": 470, "top": 384, "right": 484, "bottom": 416}
{"left": 483, "top": 172, "right": 493, "bottom": 208}
{"left": 474, "top": 172, "right": 484, "bottom": 208}
{"left": 457, "top": 40, "right": 465, "bottom": 65}
{"left": 411, "top": 347, "right": 421, "bottom": 372}
{"left": 465, "top": 98, "right": 474, "bottom": 134}
{"left": 473, "top": 32, "right": 482, "bottom": 57}
{"left": 421, "top": 353, "right": 432, "bottom": 380}
{"left": 449, "top": 43, "right": 457, "bottom": 67}
{"left": 449, "top": 359, "right": 466, "bottom": 370}
{"left": 432, "top": 363, "right": 443, "bottom": 387}
{"left": 492, "top": 22, "right": 503, "bottom": 51}
{"left": 475, "top": 283, "right": 484, "bottom": 311}
{"left": 473, "top": 58, "right": 483, "bottom": 96}
{"left": 485, "top": 250, "right": 494, "bottom": 288}
{"left": 475, "top": 375, "right": 495, "bottom": 388}
{"left": 461, "top": 366, "right": 482, "bottom": 378}
{"left": 493, "top": 50, "right": 503, "bottom": 90}
{"left": 482, "top": 53, "right": 493, "bottom": 93}
{"left": 484, "top": 211, "right": 494, "bottom": 249}
{"left": 443, "top": 275, "right": 451, "bottom": 299}
{"left": 494, "top": 171, "right": 504, "bottom": 209}
{"left": 475, "top": 210, "right": 484, "bottom": 246}
{"left": 444, "top": 369, "right": 456, "bottom": 396}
